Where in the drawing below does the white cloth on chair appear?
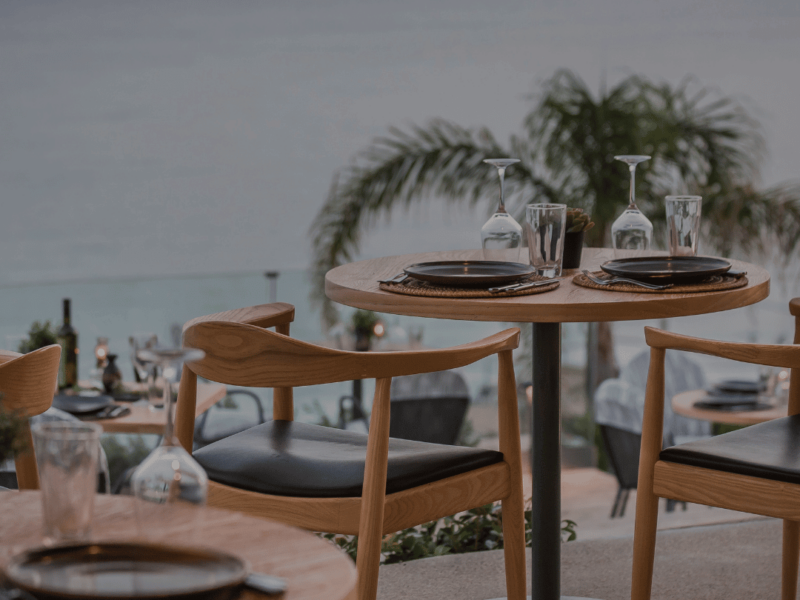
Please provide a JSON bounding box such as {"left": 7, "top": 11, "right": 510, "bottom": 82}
{"left": 595, "top": 349, "right": 711, "bottom": 445}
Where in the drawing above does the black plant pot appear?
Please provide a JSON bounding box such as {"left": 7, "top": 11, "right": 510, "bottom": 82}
{"left": 562, "top": 230, "right": 585, "bottom": 270}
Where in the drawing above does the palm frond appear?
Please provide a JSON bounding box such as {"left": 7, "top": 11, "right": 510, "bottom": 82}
{"left": 309, "top": 119, "right": 554, "bottom": 325}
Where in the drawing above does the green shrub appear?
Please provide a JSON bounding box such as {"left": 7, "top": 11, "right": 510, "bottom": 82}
{"left": 321, "top": 503, "right": 577, "bottom": 563}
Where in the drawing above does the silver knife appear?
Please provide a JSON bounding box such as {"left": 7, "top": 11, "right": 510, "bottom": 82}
{"left": 488, "top": 279, "right": 558, "bottom": 293}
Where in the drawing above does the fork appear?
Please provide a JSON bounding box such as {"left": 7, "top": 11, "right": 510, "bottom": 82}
{"left": 581, "top": 270, "right": 673, "bottom": 291}
{"left": 378, "top": 272, "right": 409, "bottom": 284}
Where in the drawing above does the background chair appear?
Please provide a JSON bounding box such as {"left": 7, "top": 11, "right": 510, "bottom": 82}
{"left": 0, "top": 345, "right": 61, "bottom": 490}
{"left": 631, "top": 298, "right": 800, "bottom": 600}
{"left": 175, "top": 303, "right": 526, "bottom": 600}
{"left": 192, "top": 389, "right": 266, "bottom": 450}
{"left": 594, "top": 349, "right": 708, "bottom": 517}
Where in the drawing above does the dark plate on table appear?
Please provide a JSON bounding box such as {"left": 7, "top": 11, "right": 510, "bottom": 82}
{"left": 5, "top": 542, "right": 248, "bottom": 600}
{"left": 52, "top": 393, "right": 115, "bottom": 415}
{"left": 711, "top": 379, "right": 765, "bottom": 395}
{"left": 112, "top": 392, "right": 143, "bottom": 403}
{"left": 694, "top": 398, "right": 773, "bottom": 412}
{"left": 403, "top": 261, "right": 536, "bottom": 288}
{"left": 600, "top": 256, "right": 731, "bottom": 285}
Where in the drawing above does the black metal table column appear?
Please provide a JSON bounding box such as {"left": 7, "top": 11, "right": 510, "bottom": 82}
{"left": 531, "top": 322, "right": 562, "bottom": 600}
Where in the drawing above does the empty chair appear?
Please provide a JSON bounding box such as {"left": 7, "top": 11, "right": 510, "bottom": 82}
{"left": 174, "top": 303, "right": 526, "bottom": 600}
{"left": 631, "top": 298, "right": 800, "bottom": 599}
{"left": 595, "top": 349, "right": 709, "bottom": 517}
{"left": 0, "top": 346, "right": 61, "bottom": 490}
{"left": 388, "top": 370, "right": 470, "bottom": 445}
{"left": 192, "top": 389, "right": 266, "bottom": 450}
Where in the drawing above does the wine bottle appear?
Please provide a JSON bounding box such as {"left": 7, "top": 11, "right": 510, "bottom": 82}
{"left": 57, "top": 298, "right": 78, "bottom": 390}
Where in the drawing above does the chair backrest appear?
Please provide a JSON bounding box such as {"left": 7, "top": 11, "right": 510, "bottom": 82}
{"left": 389, "top": 371, "right": 471, "bottom": 445}
{"left": 640, "top": 298, "right": 800, "bottom": 456}
{"left": 599, "top": 424, "right": 641, "bottom": 489}
{"left": 176, "top": 303, "right": 519, "bottom": 451}
{"left": 0, "top": 345, "right": 62, "bottom": 490}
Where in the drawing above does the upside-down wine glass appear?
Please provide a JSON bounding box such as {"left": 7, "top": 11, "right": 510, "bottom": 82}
{"left": 131, "top": 346, "right": 207, "bottom": 541}
{"left": 481, "top": 158, "right": 523, "bottom": 262}
{"left": 611, "top": 155, "right": 653, "bottom": 257}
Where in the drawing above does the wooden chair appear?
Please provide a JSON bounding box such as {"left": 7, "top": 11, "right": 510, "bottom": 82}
{"left": 631, "top": 298, "right": 800, "bottom": 600}
{"left": 175, "top": 303, "right": 526, "bottom": 600}
{"left": 0, "top": 345, "right": 62, "bottom": 490}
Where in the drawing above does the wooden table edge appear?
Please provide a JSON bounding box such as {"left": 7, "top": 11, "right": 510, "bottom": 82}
{"left": 672, "top": 389, "right": 787, "bottom": 426}
{"left": 325, "top": 249, "right": 771, "bottom": 323}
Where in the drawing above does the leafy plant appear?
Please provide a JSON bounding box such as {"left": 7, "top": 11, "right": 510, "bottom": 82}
{"left": 100, "top": 434, "right": 155, "bottom": 492}
{"left": 351, "top": 309, "right": 380, "bottom": 334}
{"left": 0, "top": 398, "right": 28, "bottom": 465}
{"left": 566, "top": 208, "right": 594, "bottom": 233}
{"left": 17, "top": 320, "right": 58, "bottom": 354}
{"left": 320, "top": 502, "right": 577, "bottom": 564}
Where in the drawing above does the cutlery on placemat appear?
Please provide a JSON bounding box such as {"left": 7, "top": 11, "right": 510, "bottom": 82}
{"left": 581, "top": 270, "right": 673, "bottom": 291}
{"left": 83, "top": 405, "right": 130, "bottom": 420}
{"left": 488, "top": 279, "right": 558, "bottom": 293}
{"left": 245, "top": 573, "right": 287, "bottom": 595}
{"left": 378, "top": 272, "right": 409, "bottom": 284}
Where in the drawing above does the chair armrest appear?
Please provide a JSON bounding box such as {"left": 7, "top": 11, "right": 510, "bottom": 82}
{"left": 644, "top": 327, "right": 800, "bottom": 369}
{"left": 182, "top": 303, "right": 295, "bottom": 333}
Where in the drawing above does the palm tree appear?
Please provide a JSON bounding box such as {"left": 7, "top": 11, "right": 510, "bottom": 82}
{"left": 310, "top": 69, "right": 800, "bottom": 385}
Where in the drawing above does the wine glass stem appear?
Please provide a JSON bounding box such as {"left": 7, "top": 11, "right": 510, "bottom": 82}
{"left": 497, "top": 167, "right": 507, "bottom": 213}
{"left": 628, "top": 164, "right": 637, "bottom": 210}
{"left": 162, "top": 368, "right": 176, "bottom": 446}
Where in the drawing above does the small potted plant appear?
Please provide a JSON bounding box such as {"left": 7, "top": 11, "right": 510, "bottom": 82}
{"left": 563, "top": 208, "right": 594, "bottom": 269}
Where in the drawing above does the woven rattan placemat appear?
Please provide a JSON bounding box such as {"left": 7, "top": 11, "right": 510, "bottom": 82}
{"left": 379, "top": 275, "right": 559, "bottom": 298}
{"left": 572, "top": 271, "right": 749, "bottom": 293}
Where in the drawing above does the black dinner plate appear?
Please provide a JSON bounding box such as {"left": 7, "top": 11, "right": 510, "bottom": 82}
{"left": 52, "top": 393, "right": 115, "bottom": 415}
{"left": 711, "top": 379, "right": 765, "bottom": 395}
{"left": 5, "top": 542, "right": 248, "bottom": 600}
{"left": 600, "top": 256, "right": 731, "bottom": 284}
{"left": 403, "top": 261, "right": 536, "bottom": 287}
{"left": 694, "top": 399, "right": 773, "bottom": 412}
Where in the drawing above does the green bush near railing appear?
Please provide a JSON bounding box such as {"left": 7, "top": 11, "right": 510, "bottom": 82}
{"left": 321, "top": 503, "right": 577, "bottom": 564}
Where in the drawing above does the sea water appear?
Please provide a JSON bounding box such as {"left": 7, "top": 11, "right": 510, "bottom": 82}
{"left": 1, "top": 268, "right": 794, "bottom": 425}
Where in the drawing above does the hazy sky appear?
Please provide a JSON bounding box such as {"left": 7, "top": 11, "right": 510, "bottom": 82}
{"left": 1, "top": 0, "right": 798, "bottom": 284}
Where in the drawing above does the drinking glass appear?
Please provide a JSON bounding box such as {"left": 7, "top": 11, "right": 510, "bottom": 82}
{"left": 481, "top": 158, "right": 523, "bottom": 262}
{"left": 612, "top": 155, "right": 653, "bottom": 256}
{"left": 32, "top": 422, "right": 101, "bottom": 544}
{"left": 129, "top": 333, "right": 159, "bottom": 410}
{"left": 665, "top": 195, "right": 702, "bottom": 256}
{"left": 526, "top": 204, "right": 567, "bottom": 277}
{"left": 131, "top": 347, "right": 207, "bottom": 541}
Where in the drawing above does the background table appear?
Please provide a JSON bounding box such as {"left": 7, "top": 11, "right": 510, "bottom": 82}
{"left": 83, "top": 382, "right": 226, "bottom": 434}
{"left": 326, "top": 247, "right": 770, "bottom": 600}
{"left": 0, "top": 491, "right": 357, "bottom": 600}
{"left": 672, "top": 390, "right": 786, "bottom": 425}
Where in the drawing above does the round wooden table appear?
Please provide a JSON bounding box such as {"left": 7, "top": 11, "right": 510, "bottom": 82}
{"left": 326, "top": 247, "right": 770, "bottom": 600}
{"left": 0, "top": 491, "right": 357, "bottom": 600}
{"left": 672, "top": 390, "right": 786, "bottom": 425}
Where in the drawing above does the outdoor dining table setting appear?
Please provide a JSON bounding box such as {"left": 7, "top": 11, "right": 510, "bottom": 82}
{"left": 0, "top": 343, "right": 356, "bottom": 600}
{"left": 325, "top": 155, "right": 771, "bottom": 600}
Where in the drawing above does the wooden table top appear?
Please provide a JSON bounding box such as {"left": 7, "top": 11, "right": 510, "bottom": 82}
{"left": 88, "top": 382, "right": 226, "bottom": 434}
{"left": 325, "top": 248, "right": 770, "bottom": 323}
{"left": 672, "top": 389, "right": 787, "bottom": 426}
{"left": 0, "top": 491, "right": 357, "bottom": 600}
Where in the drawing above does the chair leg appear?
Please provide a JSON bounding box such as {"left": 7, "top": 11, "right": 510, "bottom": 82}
{"left": 630, "top": 484, "right": 659, "bottom": 600}
{"left": 501, "top": 484, "right": 527, "bottom": 600}
{"left": 782, "top": 520, "right": 800, "bottom": 600}
{"left": 610, "top": 487, "right": 623, "bottom": 519}
{"left": 618, "top": 489, "right": 630, "bottom": 518}
{"left": 355, "top": 378, "right": 392, "bottom": 600}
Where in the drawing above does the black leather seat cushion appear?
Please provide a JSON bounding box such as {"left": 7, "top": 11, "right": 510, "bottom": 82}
{"left": 660, "top": 414, "right": 800, "bottom": 485}
{"left": 194, "top": 420, "right": 504, "bottom": 498}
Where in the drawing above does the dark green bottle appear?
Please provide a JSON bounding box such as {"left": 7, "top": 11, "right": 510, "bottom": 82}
{"left": 57, "top": 298, "right": 78, "bottom": 389}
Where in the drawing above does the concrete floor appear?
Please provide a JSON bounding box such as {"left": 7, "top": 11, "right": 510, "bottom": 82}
{"left": 377, "top": 517, "right": 781, "bottom": 600}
